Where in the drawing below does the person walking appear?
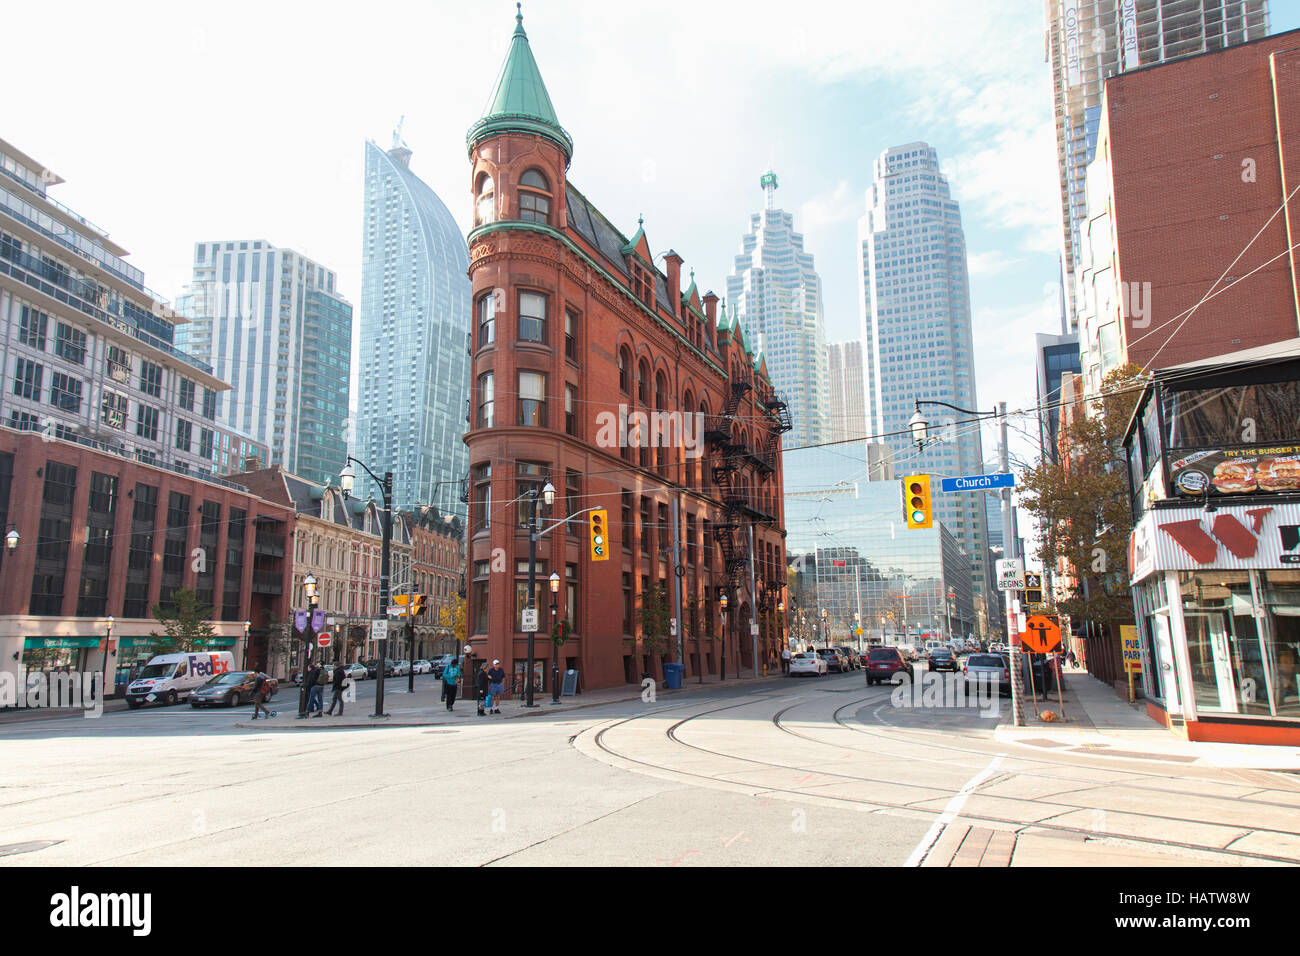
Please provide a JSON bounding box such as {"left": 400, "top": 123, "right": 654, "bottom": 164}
{"left": 251, "top": 672, "right": 275, "bottom": 719}
{"left": 781, "top": 646, "right": 792, "bottom": 676}
{"left": 326, "top": 660, "right": 347, "bottom": 716}
{"left": 475, "top": 662, "right": 490, "bottom": 716}
{"left": 296, "top": 660, "right": 317, "bottom": 719}
{"left": 487, "top": 659, "right": 506, "bottom": 714}
{"left": 442, "top": 659, "right": 462, "bottom": 711}
{"left": 305, "top": 661, "right": 325, "bottom": 718}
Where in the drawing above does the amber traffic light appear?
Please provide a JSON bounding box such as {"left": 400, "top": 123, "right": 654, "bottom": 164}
{"left": 589, "top": 508, "right": 609, "bottom": 561}
{"left": 903, "top": 475, "right": 932, "bottom": 529}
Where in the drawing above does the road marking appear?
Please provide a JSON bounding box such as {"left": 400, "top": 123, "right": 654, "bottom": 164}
{"left": 904, "top": 754, "right": 1004, "bottom": 867}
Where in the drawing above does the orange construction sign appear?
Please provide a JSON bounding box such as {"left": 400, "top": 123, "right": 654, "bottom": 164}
{"left": 1021, "top": 615, "right": 1061, "bottom": 654}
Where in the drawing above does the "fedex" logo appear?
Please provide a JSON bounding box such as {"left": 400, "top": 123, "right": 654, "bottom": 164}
{"left": 187, "top": 654, "right": 229, "bottom": 678}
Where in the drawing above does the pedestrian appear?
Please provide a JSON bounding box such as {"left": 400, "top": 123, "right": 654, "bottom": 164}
{"left": 442, "top": 658, "right": 462, "bottom": 711}
{"left": 487, "top": 659, "right": 506, "bottom": 713}
{"left": 781, "top": 646, "right": 791, "bottom": 676}
{"left": 298, "top": 661, "right": 323, "bottom": 718}
{"left": 296, "top": 660, "right": 315, "bottom": 718}
{"left": 326, "top": 660, "right": 347, "bottom": 715}
{"left": 475, "top": 662, "right": 490, "bottom": 716}
{"left": 251, "top": 672, "right": 275, "bottom": 720}
{"left": 1066, "top": 649, "right": 1077, "bottom": 668}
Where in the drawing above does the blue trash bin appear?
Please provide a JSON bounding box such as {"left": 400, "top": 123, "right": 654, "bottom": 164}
{"left": 663, "top": 663, "right": 683, "bottom": 690}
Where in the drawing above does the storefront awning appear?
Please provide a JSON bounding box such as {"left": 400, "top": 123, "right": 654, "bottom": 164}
{"left": 194, "top": 638, "right": 237, "bottom": 648}
{"left": 23, "top": 637, "right": 101, "bottom": 650}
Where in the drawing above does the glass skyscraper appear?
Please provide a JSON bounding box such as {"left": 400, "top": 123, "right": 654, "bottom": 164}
{"left": 726, "top": 172, "right": 829, "bottom": 447}
{"left": 355, "top": 138, "right": 471, "bottom": 511}
{"left": 175, "top": 241, "right": 352, "bottom": 485}
{"left": 858, "top": 142, "right": 991, "bottom": 625}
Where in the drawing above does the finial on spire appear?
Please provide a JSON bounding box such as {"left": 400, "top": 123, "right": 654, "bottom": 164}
{"left": 514, "top": 2, "right": 526, "bottom": 36}
{"left": 638, "top": 213, "right": 644, "bottom": 227}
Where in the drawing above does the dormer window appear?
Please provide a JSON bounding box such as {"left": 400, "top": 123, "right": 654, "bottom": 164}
{"left": 518, "top": 168, "right": 551, "bottom": 224}
{"left": 476, "top": 173, "right": 495, "bottom": 226}
{"left": 630, "top": 262, "right": 652, "bottom": 304}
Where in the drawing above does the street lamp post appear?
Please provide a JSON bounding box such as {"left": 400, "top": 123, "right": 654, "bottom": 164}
{"left": 299, "top": 574, "right": 317, "bottom": 717}
{"left": 341, "top": 459, "right": 393, "bottom": 719}
{"left": 242, "top": 620, "right": 251, "bottom": 670}
{"left": 524, "top": 479, "right": 556, "bottom": 708}
{"left": 719, "top": 592, "right": 728, "bottom": 683}
{"left": 549, "top": 571, "right": 560, "bottom": 704}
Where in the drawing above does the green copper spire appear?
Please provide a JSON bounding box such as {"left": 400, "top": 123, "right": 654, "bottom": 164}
{"left": 467, "top": 4, "right": 573, "bottom": 159}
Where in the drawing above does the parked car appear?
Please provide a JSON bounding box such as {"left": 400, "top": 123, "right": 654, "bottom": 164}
{"left": 789, "top": 652, "right": 828, "bottom": 677}
{"left": 962, "top": 653, "right": 1011, "bottom": 695}
{"left": 362, "top": 659, "right": 396, "bottom": 679}
{"left": 126, "top": 651, "right": 236, "bottom": 708}
{"left": 816, "top": 648, "right": 850, "bottom": 673}
{"left": 927, "top": 647, "right": 959, "bottom": 672}
{"left": 345, "top": 662, "right": 369, "bottom": 681}
{"left": 865, "top": 647, "right": 914, "bottom": 685}
{"left": 391, "top": 660, "right": 411, "bottom": 677}
{"left": 413, "top": 660, "right": 432, "bottom": 674}
{"left": 431, "top": 655, "right": 455, "bottom": 678}
{"left": 189, "top": 671, "right": 278, "bottom": 708}
{"left": 835, "top": 646, "right": 860, "bottom": 669}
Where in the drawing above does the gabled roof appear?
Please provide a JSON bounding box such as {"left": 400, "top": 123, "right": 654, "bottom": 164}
{"left": 467, "top": 5, "right": 572, "bottom": 159}
{"left": 620, "top": 215, "right": 653, "bottom": 265}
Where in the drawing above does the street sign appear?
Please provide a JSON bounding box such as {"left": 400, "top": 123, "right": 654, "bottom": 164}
{"left": 317, "top": 632, "right": 332, "bottom": 648}
{"left": 1021, "top": 615, "right": 1061, "bottom": 654}
{"left": 670, "top": 618, "right": 678, "bottom": 636}
{"left": 522, "top": 608, "right": 539, "bottom": 633}
{"left": 939, "top": 472, "right": 1015, "bottom": 493}
{"left": 371, "top": 619, "right": 388, "bottom": 643}
{"left": 854, "top": 626, "right": 863, "bottom": 636}
{"left": 996, "top": 558, "right": 1025, "bottom": 591}
{"left": 750, "top": 623, "right": 759, "bottom": 637}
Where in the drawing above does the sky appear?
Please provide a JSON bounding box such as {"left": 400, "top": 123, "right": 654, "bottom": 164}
{"left": 6, "top": 0, "right": 1300, "bottom": 483}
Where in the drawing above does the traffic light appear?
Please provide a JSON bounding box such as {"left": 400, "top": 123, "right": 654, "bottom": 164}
{"left": 589, "top": 508, "right": 609, "bottom": 561}
{"left": 1024, "top": 573, "right": 1043, "bottom": 605}
{"left": 903, "top": 475, "right": 932, "bottom": 529}
{"left": 411, "top": 594, "right": 426, "bottom": 617}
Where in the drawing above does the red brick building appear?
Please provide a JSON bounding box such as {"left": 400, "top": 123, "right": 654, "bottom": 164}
{"left": 405, "top": 506, "right": 466, "bottom": 659}
{"left": 0, "top": 427, "right": 294, "bottom": 692}
{"left": 463, "top": 10, "right": 790, "bottom": 693}
{"left": 1081, "top": 28, "right": 1300, "bottom": 378}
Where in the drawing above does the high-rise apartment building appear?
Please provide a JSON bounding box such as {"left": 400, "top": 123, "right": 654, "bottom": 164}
{"left": 176, "top": 241, "right": 352, "bottom": 486}
{"left": 1035, "top": 332, "right": 1082, "bottom": 465}
{"left": 827, "top": 340, "right": 867, "bottom": 444}
{"left": 858, "top": 142, "right": 991, "bottom": 628}
{"left": 1045, "top": 0, "right": 1271, "bottom": 331}
{"left": 355, "top": 137, "right": 471, "bottom": 512}
{"left": 726, "top": 173, "right": 830, "bottom": 447}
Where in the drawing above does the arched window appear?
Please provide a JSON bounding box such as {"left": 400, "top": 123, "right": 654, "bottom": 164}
{"left": 637, "top": 360, "right": 649, "bottom": 405}
{"left": 518, "top": 168, "right": 551, "bottom": 224}
{"left": 619, "top": 347, "right": 632, "bottom": 393}
{"left": 476, "top": 173, "right": 495, "bottom": 227}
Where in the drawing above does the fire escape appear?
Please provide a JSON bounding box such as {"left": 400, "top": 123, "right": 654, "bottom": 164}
{"left": 708, "top": 381, "right": 752, "bottom": 589}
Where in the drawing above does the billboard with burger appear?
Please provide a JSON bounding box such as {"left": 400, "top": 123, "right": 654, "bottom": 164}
{"left": 1171, "top": 445, "right": 1300, "bottom": 497}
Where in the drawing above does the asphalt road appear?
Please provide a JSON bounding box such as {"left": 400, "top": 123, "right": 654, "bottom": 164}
{"left": 2, "top": 669, "right": 1298, "bottom": 866}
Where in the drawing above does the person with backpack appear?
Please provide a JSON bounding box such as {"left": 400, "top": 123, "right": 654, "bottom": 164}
{"left": 251, "top": 672, "right": 275, "bottom": 720}
{"left": 442, "top": 659, "right": 462, "bottom": 711}
{"left": 326, "top": 661, "right": 347, "bottom": 716}
{"left": 475, "top": 662, "right": 491, "bottom": 716}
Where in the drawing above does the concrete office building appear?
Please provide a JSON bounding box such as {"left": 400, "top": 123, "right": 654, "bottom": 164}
{"left": 827, "top": 340, "right": 868, "bottom": 444}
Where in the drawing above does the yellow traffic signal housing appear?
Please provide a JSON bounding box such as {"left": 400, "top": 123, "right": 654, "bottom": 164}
{"left": 589, "top": 508, "right": 609, "bottom": 561}
{"left": 411, "top": 594, "right": 426, "bottom": 617}
{"left": 903, "top": 475, "right": 933, "bottom": 529}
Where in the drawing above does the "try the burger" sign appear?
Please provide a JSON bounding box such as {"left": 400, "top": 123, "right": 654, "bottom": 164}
{"left": 1170, "top": 445, "right": 1300, "bottom": 497}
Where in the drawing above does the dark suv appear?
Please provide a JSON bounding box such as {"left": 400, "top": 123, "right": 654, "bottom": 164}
{"left": 816, "top": 648, "right": 850, "bottom": 673}
{"left": 865, "top": 647, "right": 913, "bottom": 685}
{"left": 927, "top": 647, "right": 959, "bottom": 672}
{"left": 835, "top": 646, "right": 860, "bottom": 670}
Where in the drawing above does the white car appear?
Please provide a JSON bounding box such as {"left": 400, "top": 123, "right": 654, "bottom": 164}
{"left": 391, "top": 660, "right": 411, "bottom": 677}
{"left": 412, "top": 660, "right": 432, "bottom": 674}
{"left": 345, "top": 662, "right": 369, "bottom": 681}
{"left": 788, "top": 652, "right": 828, "bottom": 677}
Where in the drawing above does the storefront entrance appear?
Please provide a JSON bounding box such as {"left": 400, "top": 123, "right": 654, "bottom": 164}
{"left": 1183, "top": 612, "right": 1237, "bottom": 713}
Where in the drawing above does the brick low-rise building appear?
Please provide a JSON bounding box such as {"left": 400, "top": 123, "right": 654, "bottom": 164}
{"left": 0, "top": 427, "right": 294, "bottom": 694}
{"left": 463, "top": 10, "right": 790, "bottom": 694}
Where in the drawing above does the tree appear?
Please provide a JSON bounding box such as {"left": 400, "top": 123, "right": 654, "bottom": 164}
{"left": 1017, "top": 364, "right": 1144, "bottom": 628}
{"left": 262, "top": 614, "right": 297, "bottom": 673}
{"left": 636, "top": 583, "right": 674, "bottom": 663}
{"left": 149, "top": 589, "right": 216, "bottom": 654}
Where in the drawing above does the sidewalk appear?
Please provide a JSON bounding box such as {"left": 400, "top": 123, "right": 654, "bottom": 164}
{"left": 233, "top": 667, "right": 790, "bottom": 731}
{"left": 994, "top": 666, "right": 1300, "bottom": 769}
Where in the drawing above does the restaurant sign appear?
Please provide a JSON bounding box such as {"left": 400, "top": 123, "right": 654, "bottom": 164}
{"left": 1129, "top": 500, "right": 1300, "bottom": 582}
{"left": 1170, "top": 445, "right": 1300, "bottom": 497}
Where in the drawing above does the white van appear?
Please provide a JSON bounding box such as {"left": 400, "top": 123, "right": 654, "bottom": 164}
{"left": 125, "top": 651, "right": 236, "bottom": 708}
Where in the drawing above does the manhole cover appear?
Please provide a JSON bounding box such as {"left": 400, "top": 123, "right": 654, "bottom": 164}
{"left": 0, "top": 840, "right": 62, "bottom": 857}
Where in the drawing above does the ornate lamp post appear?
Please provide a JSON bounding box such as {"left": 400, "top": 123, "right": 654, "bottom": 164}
{"left": 340, "top": 459, "right": 393, "bottom": 719}
{"left": 719, "top": 592, "right": 728, "bottom": 683}
{"left": 549, "top": 571, "right": 561, "bottom": 704}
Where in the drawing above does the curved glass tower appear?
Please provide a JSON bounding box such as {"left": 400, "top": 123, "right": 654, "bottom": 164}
{"left": 356, "top": 139, "right": 471, "bottom": 511}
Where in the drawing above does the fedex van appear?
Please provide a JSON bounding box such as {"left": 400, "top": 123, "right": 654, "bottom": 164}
{"left": 125, "top": 651, "right": 235, "bottom": 708}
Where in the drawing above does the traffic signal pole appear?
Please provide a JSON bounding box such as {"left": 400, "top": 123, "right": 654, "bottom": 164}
{"left": 1000, "top": 400, "right": 1025, "bottom": 726}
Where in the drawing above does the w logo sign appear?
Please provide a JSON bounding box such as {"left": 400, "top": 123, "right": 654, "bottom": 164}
{"left": 1160, "top": 508, "right": 1272, "bottom": 563}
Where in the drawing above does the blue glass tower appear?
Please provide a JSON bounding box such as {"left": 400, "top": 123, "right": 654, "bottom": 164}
{"left": 356, "top": 138, "right": 471, "bottom": 511}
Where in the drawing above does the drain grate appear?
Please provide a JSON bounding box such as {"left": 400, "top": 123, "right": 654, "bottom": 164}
{"left": 0, "top": 840, "right": 61, "bottom": 857}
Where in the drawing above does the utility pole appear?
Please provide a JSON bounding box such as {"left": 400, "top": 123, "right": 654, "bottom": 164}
{"left": 747, "top": 523, "right": 757, "bottom": 678}
{"left": 671, "top": 497, "right": 684, "bottom": 673}
{"left": 1000, "top": 401, "right": 1024, "bottom": 726}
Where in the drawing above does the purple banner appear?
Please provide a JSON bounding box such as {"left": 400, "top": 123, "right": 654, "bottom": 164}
{"left": 311, "top": 609, "right": 326, "bottom": 632}
{"left": 294, "top": 610, "right": 308, "bottom": 633}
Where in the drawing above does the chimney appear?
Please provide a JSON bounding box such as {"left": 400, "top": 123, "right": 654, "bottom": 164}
{"left": 663, "top": 250, "right": 683, "bottom": 319}
{"left": 702, "top": 291, "right": 718, "bottom": 348}
{"left": 243, "top": 456, "right": 261, "bottom": 473}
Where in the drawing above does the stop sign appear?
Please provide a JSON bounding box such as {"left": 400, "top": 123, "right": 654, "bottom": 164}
{"left": 317, "top": 632, "right": 332, "bottom": 648}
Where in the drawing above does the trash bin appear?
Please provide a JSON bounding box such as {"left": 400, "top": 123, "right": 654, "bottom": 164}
{"left": 663, "top": 663, "right": 683, "bottom": 690}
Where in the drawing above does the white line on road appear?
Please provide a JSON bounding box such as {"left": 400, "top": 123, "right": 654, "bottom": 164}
{"left": 903, "top": 753, "right": 1004, "bottom": 868}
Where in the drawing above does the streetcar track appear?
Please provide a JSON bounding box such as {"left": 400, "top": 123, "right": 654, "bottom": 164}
{"left": 582, "top": 689, "right": 1300, "bottom": 865}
